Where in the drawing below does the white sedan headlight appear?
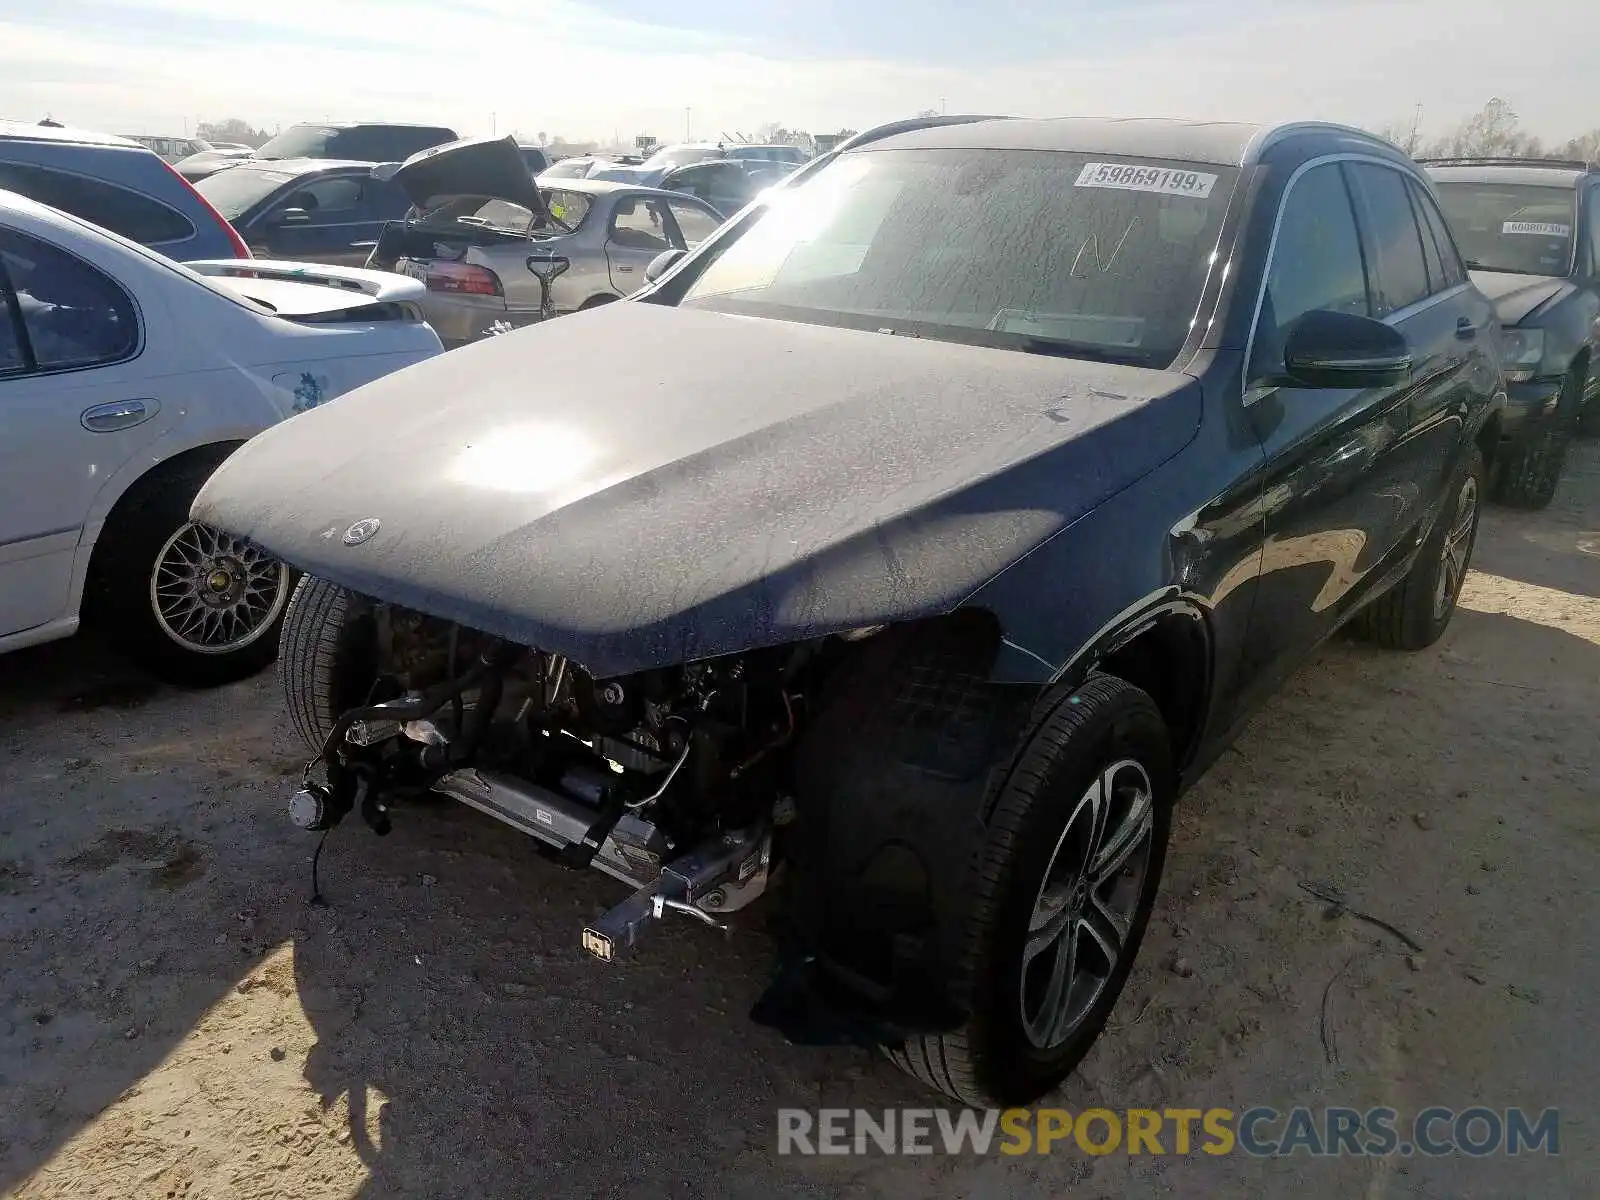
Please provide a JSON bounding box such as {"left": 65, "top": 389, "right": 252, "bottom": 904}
{"left": 1500, "top": 328, "right": 1545, "bottom": 383}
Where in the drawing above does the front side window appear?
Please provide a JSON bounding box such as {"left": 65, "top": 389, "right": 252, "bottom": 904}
{"left": 679, "top": 147, "right": 1239, "bottom": 368}
{"left": 0, "top": 162, "right": 195, "bottom": 245}
{"left": 0, "top": 227, "right": 138, "bottom": 372}
{"left": 1252, "top": 162, "right": 1368, "bottom": 377}
{"left": 666, "top": 198, "right": 720, "bottom": 248}
{"left": 1433, "top": 181, "right": 1576, "bottom": 276}
{"left": 1346, "top": 163, "right": 1432, "bottom": 316}
{"left": 285, "top": 176, "right": 362, "bottom": 217}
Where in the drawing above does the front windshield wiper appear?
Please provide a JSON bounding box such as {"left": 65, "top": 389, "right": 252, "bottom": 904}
{"left": 1014, "top": 337, "right": 1150, "bottom": 367}
{"left": 1462, "top": 261, "right": 1559, "bottom": 277}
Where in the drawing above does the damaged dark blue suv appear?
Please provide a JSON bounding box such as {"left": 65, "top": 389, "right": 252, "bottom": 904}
{"left": 192, "top": 116, "right": 1504, "bottom": 1105}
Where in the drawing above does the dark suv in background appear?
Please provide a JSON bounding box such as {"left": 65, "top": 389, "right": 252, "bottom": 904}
{"left": 1426, "top": 157, "right": 1600, "bottom": 507}
{"left": 175, "top": 121, "right": 459, "bottom": 182}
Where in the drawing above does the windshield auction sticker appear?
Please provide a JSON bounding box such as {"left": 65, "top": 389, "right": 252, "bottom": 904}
{"left": 1502, "top": 221, "right": 1571, "bottom": 237}
{"left": 1075, "top": 162, "right": 1218, "bottom": 198}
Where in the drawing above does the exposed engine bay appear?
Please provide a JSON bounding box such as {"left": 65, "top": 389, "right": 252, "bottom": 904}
{"left": 291, "top": 603, "right": 863, "bottom": 962}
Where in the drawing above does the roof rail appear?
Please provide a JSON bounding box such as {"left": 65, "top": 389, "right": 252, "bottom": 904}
{"left": 772, "top": 113, "right": 1013, "bottom": 193}
{"left": 828, "top": 113, "right": 1013, "bottom": 156}
{"left": 1416, "top": 156, "right": 1592, "bottom": 170}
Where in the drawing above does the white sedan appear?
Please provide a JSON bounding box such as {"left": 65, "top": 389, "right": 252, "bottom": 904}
{"left": 0, "top": 190, "right": 444, "bottom": 685}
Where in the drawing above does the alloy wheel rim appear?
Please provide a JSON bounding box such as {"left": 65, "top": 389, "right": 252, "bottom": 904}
{"left": 150, "top": 522, "right": 289, "bottom": 654}
{"left": 1020, "top": 758, "right": 1155, "bottom": 1050}
{"left": 1434, "top": 475, "right": 1479, "bottom": 621}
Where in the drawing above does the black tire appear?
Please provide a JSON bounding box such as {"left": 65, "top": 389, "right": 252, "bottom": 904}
{"left": 1361, "top": 447, "right": 1484, "bottom": 651}
{"left": 886, "top": 673, "right": 1174, "bottom": 1105}
{"left": 578, "top": 293, "right": 618, "bottom": 311}
{"left": 278, "top": 575, "right": 380, "bottom": 754}
{"left": 1491, "top": 367, "right": 1583, "bottom": 508}
{"left": 89, "top": 459, "right": 291, "bottom": 687}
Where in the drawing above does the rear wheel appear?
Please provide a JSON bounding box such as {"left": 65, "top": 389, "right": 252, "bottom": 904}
{"left": 887, "top": 674, "right": 1174, "bottom": 1105}
{"left": 92, "top": 461, "right": 291, "bottom": 686}
{"left": 1491, "top": 366, "right": 1583, "bottom": 508}
{"left": 1360, "top": 447, "right": 1483, "bottom": 651}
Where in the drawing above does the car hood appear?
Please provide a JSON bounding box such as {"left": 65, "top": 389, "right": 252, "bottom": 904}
{"left": 379, "top": 134, "right": 551, "bottom": 223}
{"left": 192, "top": 304, "right": 1201, "bottom": 676}
{"left": 1469, "top": 270, "right": 1573, "bottom": 326}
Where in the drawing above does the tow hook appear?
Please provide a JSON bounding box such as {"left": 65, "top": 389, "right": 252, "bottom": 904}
{"left": 581, "top": 825, "right": 767, "bottom": 962}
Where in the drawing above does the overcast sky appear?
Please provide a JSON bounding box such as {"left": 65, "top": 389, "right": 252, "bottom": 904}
{"left": 1, "top": 0, "right": 1593, "bottom": 145}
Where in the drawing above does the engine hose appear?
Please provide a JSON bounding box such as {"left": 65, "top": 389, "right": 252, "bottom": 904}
{"left": 315, "top": 640, "right": 519, "bottom": 766}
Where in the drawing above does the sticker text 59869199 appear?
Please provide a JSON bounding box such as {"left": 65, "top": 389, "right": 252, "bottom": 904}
{"left": 1075, "top": 162, "right": 1218, "bottom": 198}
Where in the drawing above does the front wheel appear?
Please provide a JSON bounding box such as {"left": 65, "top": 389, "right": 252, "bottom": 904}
{"left": 93, "top": 462, "right": 292, "bottom": 686}
{"left": 887, "top": 674, "right": 1174, "bottom": 1105}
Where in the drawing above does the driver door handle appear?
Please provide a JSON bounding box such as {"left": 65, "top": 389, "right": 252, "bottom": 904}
{"left": 1455, "top": 318, "right": 1477, "bottom": 340}
{"left": 81, "top": 398, "right": 158, "bottom": 432}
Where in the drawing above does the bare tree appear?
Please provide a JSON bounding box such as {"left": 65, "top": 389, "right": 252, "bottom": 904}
{"left": 196, "top": 117, "right": 271, "bottom": 147}
{"left": 1555, "top": 129, "right": 1600, "bottom": 165}
{"left": 1374, "top": 121, "right": 1422, "bottom": 155}
{"left": 1421, "top": 98, "right": 1543, "bottom": 159}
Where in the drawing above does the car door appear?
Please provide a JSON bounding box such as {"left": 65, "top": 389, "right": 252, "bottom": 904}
{"left": 1232, "top": 159, "right": 1423, "bottom": 703}
{"left": 604, "top": 195, "right": 679, "bottom": 294}
{"left": 248, "top": 173, "right": 372, "bottom": 265}
{"left": 349, "top": 176, "right": 413, "bottom": 262}
{"left": 0, "top": 225, "right": 156, "bottom": 638}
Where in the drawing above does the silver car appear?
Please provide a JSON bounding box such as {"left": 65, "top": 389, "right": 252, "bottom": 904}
{"left": 366, "top": 136, "right": 726, "bottom": 347}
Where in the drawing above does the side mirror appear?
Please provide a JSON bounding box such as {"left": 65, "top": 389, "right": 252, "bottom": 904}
{"left": 271, "top": 207, "right": 311, "bottom": 226}
{"left": 645, "top": 248, "right": 686, "bottom": 282}
{"left": 1282, "top": 310, "right": 1412, "bottom": 389}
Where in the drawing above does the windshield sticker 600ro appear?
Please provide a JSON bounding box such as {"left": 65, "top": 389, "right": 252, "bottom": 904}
{"left": 1503, "top": 221, "right": 1570, "bottom": 237}
{"left": 1075, "top": 162, "right": 1218, "bottom": 198}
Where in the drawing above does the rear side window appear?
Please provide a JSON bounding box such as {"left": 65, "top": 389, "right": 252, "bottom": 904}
{"left": 609, "top": 197, "right": 676, "bottom": 251}
{"left": 0, "top": 226, "right": 139, "bottom": 372}
{"left": 1409, "top": 180, "right": 1467, "bottom": 289}
{"left": 1254, "top": 162, "right": 1369, "bottom": 376}
{"left": 335, "top": 127, "right": 455, "bottom": 162}
{"left": 1346, "top": 163, "right": 1433, "bottom": 315}
{"left": 0, "top": 161, "right": 196, "bottom": 246}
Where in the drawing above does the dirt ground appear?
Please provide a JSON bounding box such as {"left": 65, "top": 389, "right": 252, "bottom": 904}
{"left": 2, "top": 443, "right": 1595, "bottom": 1200}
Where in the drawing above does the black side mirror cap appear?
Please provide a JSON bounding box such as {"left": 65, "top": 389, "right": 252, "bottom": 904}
{"left": 645, "top": 248, "right": 687, "bottom": 282}
{"left": 1282, "top": 310, "right": 1412, "bottom": 389}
